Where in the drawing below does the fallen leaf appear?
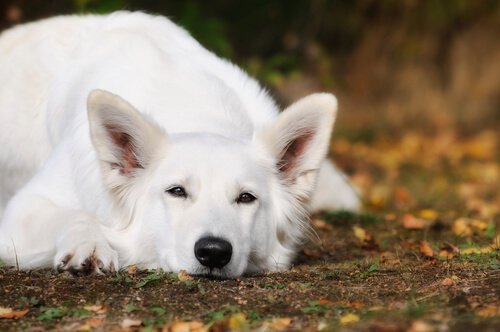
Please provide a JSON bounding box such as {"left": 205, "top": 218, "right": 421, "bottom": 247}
{"left": 419, "top": 241, "right": 434, "bottom": 258}
{"left": 470, "top": 219, "right": 488, "bottom": 231}
{"left": 460, "top": 246, "right": 493, "bottom": 255}
{"left": 121, "top": 318, "right": 142, "bottom": 328}
{"left": 84, "top": 305, "right": 107, "bottom": 314}
{"left": 403, "top": 214, "right": 426, "bottom": 230}
{"left": 419, "top": 209, "right": 438, "bottom": 220}
{"left": 177, "top": 270, "right": 193, "bottom": 281}
{"left": 452, "top": 218, "right": 472, "bottom": 237}
{"left": 353, "top": 226, "right": 368, "bottom": 242}
{"left": 126, "top": 265, "right": 138, "bottom": 274}
{"left": 311, "top": 218, "right": 334, "bottom": 231}
{"left": 438, "top": 243, "right": 460, "bottom": 259}
{"left": 440, "top": 277, "right": 454, "bottom": 287}
{"left": 163, "top": 320, "right": 205, "bottom": 332}
{"left": 0, "top": 307, "right": 29, "bottom": 319}
{"left": 393, "top": 186, "right": 415, "bottom": 208}
{"left": 85, "top": 318, "right": 103, "bottom": 327}
{"left": 339, "top": 313, "right": 359, "bottom": 325}
{"left": 476, "top": 305, "right": 499, "bottom": 317}
{"left": 317, "top": 298, "right": 336, "bottom": 305}
{"left": 408, "top": 320, "right": 434, "bottom": 332}
{"left": 262, "top": 317, "right": 292, "bottom": 331}
{"left": 228, "top": 313, "right": 247, "bottom": 330}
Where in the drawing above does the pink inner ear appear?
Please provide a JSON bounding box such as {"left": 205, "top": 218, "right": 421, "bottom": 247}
{"left": 105, "top": 124, "right": 142, "bottom": 174}
{"left": 278, "top": 131, "right": 313, "bottom": 177}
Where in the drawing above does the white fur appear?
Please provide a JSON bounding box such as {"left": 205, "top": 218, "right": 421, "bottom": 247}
{"left": 0, "top": 12, "right": 359, "bottom": 277}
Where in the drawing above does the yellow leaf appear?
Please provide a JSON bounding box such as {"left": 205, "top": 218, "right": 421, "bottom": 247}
{"left": 452, "top": 218, "right": 472, "bottom": 237}
{"left": 461, "top": 246, "right": 492, "bottom": 255}
{"left": 262, "top": 317, "right": 293, "bottom": 331}
{"left": 476, "top": 305, "right": 499, "bottom": 317}
{"left": 353, "top": 226, "right": 367, "bottom": 242}
{"left": 228, "top": 313, "right": 247, "bottom": 330}
{"left": 339, "top": 313, "right": 359, "bottom": 325}
{"left": 419, "top": 209, "right": 438, "bottom": 220}
{"left": 470, "top": 219, "right": 487, "bottom": 231}
{"left": 492, "top": 235, "right": 500, "bottom": 249}
{"left": 0, "top": 307, "right": 29, "bottom": 319}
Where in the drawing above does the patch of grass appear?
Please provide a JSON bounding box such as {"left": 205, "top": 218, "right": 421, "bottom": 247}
{"left": 17, "top": 296, "right": 40, "bottom": 308}
{"left": 357, "top": 261, "right": 380, "bottom": 279}
{"left": 301, "top": 301, "right": 330, "bottom": 315}
{"left": 404, "top": 301, "right": 429, "bottom": 318}
{"left": 262, "top": 282, "right": 286, "bottom": 289}
{"left": 124, "top": 303, "right": 138, "bottom": 313}
{"left": 458, "top": 251, "right": 500, "bottom": 269}
{"left": 134, "top": 270, "right": 164, "bottom": 288}
{"left": 143, "top": 306, "right": 170, "bottom": 327}
{"left": 204, "top": 305, "right": 241, "bottom": 324}
{"left": 112, "top": 272, "right": 133, "bottom": 285}
{"left": 321, "top": 210, "right": 381, "bottom": 226}
{"left": 37, "top": 307, "right": 69, "bottom": 321}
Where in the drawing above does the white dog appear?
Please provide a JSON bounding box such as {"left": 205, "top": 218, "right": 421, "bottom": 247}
{"left": 0, "top": 12, "right": 359, "bottom": 278}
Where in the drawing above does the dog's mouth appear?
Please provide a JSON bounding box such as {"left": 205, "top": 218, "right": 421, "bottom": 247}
{"left": 191, "top": 267, "right": 234, "bottom": 280}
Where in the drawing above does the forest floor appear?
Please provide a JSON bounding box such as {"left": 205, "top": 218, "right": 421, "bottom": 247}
{"left": 1, "top": 127, "right": 499, "bottom": 331}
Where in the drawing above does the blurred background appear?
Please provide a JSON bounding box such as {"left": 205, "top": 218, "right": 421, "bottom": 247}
{"left": 1, "top": 0, "right": 499, "bottom": 213}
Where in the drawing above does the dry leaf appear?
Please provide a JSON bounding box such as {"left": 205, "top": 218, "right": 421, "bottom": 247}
{"left": 419, "top": 209, "right": 438, "bottom": 220}
{"left": 402, "top": 214, "right": 426, "bottom": 230}
{"left": 438, "top": 243, "right": 460, "bottom": 259}
{"left": 121, "top": 318, "right": 142, "bottom": 328}
{"left": 163, "top": 320, "right": 205, "bottom": 332}
{"left": 0, "top": 307, "right": 29, "bottom": 319}
{"left": 353, "top": 226, "right": 367, "bottom": 242}
{"left": 352, "top": 226, "right": 379, "bottom": 250}
{"left": 461, "top": 246, "right": 493, "bottom": 255}
{"left": 228, "top": 313, "right": 247, "bottom": 330}
{"left": 317, "top": 298, "right": 336, "bottom": 305}
{"left": 476, "top": 305, "right": 500, "bottom": 317}
{"left": 84, "top": 305, "right": 107, "bottom": 314}
{"left": 85, "top": 318, "right": 103, "bottom": 327}
{"left": 470, "top": 219, "right": 488, "bottom": 231}
{"left": 178, "top": 270, "right": 194, "bottom": 281}
{"left": 452, "top": 218, "right": 472, "bottom": 237}
{"left": 408, "top": 320, "right": 434, "bottom": 332}
{"left": 126, "top": 265, "right": 138, "bottom": 274}
{"left": 419, "top": 241, "right": 434, "bottom": 258}
{"left": 339, "top": 313, "right": 359, "bottom": 325}
{"left": 440, "top": 277, "right": 454, "bottom": 287}
{"left": 311, "top": 218, "right": 334, "bottom": 231}
{"left": 262, "top": 317, "right": 292, "bottom": 331}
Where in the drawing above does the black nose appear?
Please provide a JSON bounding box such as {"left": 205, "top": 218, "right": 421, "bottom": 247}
{"left": 194, "top": 237, "right": 232, "bottom": 269}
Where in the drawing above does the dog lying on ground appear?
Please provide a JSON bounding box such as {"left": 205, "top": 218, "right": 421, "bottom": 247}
{"left": 0, "top": 12, "right": 359, "bottom": 278}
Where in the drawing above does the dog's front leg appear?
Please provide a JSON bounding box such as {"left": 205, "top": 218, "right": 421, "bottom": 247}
{"left": 0, "top": 194, "right": 118, "bottom": 274}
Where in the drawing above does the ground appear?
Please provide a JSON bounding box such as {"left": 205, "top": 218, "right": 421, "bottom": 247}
{"left": 0, "top": 129, "right": 499, "bottom": 331}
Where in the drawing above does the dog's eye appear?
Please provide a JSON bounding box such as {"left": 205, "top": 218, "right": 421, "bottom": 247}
{"left": 166, "top": 186, "right": 187, "bottom": 198}
{"left": 237, "top": 192, "right": 257, "bottom": 204}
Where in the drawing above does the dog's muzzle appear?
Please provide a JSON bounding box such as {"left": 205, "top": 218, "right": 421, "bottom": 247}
{"left": 194, "top": 236, "right": 232, "bottom": 269}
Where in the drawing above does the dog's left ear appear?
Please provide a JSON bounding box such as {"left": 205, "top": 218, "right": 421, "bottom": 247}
{"left": 257, "top": 93, "right": 337, "bottom": 197}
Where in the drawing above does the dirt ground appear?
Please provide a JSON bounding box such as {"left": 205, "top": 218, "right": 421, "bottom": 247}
{"left": 1, "top": 129, "right": 499, "bottom": 331}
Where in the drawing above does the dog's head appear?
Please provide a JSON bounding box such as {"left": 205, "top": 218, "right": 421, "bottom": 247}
{"left": 87, "top": 89, "right": 337, "bottom": 278}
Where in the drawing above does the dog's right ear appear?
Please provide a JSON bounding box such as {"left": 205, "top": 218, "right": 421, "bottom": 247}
{"left": 87, "top": 89, "right": 166, "bottom": 181}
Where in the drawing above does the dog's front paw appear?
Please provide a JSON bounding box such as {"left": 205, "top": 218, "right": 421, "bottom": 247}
{"left": 54, "top": 241, "right": 119, "bottom": 275}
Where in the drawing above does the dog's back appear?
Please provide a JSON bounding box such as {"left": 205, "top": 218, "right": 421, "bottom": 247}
{"left": 0, "top": 12, "right": 281, "bottom": 208}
